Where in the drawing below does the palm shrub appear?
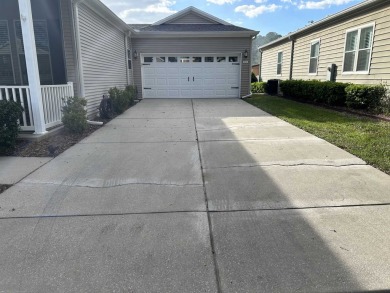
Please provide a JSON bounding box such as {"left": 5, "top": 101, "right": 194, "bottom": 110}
{"left": 62, "top": 96, "right": 87, "bottom": 133}
{"left": 0, "top": 100, "right": 23, "bottom": 153}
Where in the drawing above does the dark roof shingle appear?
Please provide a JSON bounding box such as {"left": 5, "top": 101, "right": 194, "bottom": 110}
{"left": 130, "top": 24, "right": 253, "bottom": 32}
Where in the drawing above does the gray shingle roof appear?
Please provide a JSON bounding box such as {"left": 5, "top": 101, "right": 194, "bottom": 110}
{"left": 130, "top": 24, "right": 253, "bottom": 32}
{"left": 128, "top": 24, "right": 150, "bottom": 30}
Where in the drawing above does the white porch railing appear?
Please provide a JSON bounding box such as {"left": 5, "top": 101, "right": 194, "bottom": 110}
{"left": 0, "top": 82, "right": 74, "bottom": 131}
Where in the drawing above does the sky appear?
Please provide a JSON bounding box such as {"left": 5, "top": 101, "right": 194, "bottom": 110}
{"left": 100, "top": 0, "right": 366, "bottom": 36}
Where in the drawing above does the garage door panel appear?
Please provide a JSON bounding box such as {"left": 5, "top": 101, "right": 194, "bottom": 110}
{"left": 169, "top": 79, "right": 179, "bottom": 86}
{"left": 144, "top": 79, "right": 155, "bottom": 86}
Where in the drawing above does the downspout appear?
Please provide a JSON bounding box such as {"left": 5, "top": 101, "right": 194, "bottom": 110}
{"left": 289, "top": 36, "right": 295, "bottom": 80}
{"left": 258, "top": 47, "right": 262, "bottom": 81}
{"left": 71, "top": 0, "right": 86, "bottom": 98}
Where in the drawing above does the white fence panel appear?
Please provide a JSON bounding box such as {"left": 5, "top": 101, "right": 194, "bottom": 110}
{"left": 0, "top": 82, "right": 74, "bottom": 131}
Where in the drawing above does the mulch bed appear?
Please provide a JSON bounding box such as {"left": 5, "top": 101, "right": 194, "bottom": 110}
{"left": 1, "top": 106, "right": 119, "bottom": 157}
{"left": 3, "top": 124, "right": 102, "bottom": 157}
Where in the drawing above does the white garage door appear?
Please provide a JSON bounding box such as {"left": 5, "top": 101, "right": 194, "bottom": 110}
{"left": 141, "top": 54, "right": 241, "bottom": 99}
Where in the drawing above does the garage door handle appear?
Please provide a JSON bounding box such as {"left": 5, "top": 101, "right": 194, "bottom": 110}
{"left": 144, "top": 87, "right": 152, "bottom": 90}
{"left": 142, "top": 63, "right": 151, "bottom": 65}
{"left": 193, "top": 77, "right": 194, "bottom": 81}
{"left": 188, "top": 77, "right": 189, "bottom": 82}
{"left": 232, "top": 63, "right": 240, "bottom": 65}
{"left": 231, "top": 87, "right": 239, "bottom": 89}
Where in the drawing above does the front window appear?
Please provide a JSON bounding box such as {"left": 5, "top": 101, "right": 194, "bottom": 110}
{"left": 15, "top": 20, "right": 53, "bottom": 85}
{"left": 309, "top": 40, "right": 320, "bottom": 74}
{"left": 343, "top": 24, "right": 374, "bottom": 73}
{"left": 0, "top": 20, "right": 14, "bottom": 85}
{"left": 277, "top": 52, "right": 283, "bottom": 75}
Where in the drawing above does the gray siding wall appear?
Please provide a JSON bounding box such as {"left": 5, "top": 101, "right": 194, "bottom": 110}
{"left": 132, "top": 37, "right": 252, "bottom": 98}
{"left": 261, "top": 4, "right": 390, "bottom": 85}
{"left": 261, "top": 41, "right": 291, "bottom": 82}
{"left": 78, "top": 3, "right": 128, "bottom": 116}
{"left": 167, "top": 13, "right": 218, "bottom": 24}
{"left": 60, "top": 0, "right": 78, "bottom": 96}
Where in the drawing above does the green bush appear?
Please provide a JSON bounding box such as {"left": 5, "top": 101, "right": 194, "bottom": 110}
{"left": 108, "top": 86, "right": 136, "bottom": 114}
{"left": 62, "top": 96, "right": 87, "bottom": 133}
{"left": 0, "top": 100, "right": 23, "bottom": 153}
{"left": 251, "top": 82, "right": 266, "bottom": 93}
{"left": 280, "top": 80, "right": 348, "bottom": 106}
{"left": 251, "top": 72, "right": 258, "bottom": 83}
{"left": 379, "top": 87, "right": 390, "bottom": 115}
{"left": 345, "top": 84, "right": 386, "bottom": 110}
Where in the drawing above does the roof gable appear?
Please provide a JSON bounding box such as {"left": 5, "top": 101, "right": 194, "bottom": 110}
{"left": 153, "top": 6, "right": 230, "bottom": 25}
{"left": 166, "top": 11, "right": 218, "bottom": 24}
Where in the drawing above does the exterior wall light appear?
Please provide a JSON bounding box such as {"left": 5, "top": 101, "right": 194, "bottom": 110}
{"left": 244, "top": 49, "right": 248, "bottom": 58}
{"left": 133, "top": 50, "right": 138, "bottom": 59}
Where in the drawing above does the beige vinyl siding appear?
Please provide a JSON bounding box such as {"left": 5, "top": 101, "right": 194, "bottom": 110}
{"left": 59, "top": 0, "right": 78, "bottom": 96}
{"left": 261, "top": 41, "right": 291, "bottom": 82}
{"left": 132, "top": 37, "right": 252, "bottom": 98}
{"left": 292, "top": 5, "right": 390, "bottom": 84}
{"left": 167, "top": 12, "right": 217, "bottom": 24}
{"left": 78, "top": 3, "right": 128, "bottom": 116}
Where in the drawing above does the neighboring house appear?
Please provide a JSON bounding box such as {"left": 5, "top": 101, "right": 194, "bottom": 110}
{"left": 0, "top": 1, "right": 258, "bottom": 134}
{"left": 259, "top": 0, "right": 390, "bottom": 86}
{"left": 251, "top": 64, "right": 259, "bottom": 79}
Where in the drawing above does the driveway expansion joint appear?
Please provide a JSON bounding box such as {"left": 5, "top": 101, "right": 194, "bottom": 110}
{"left": 191, "top": 99, "right": 223, "bottom": 293}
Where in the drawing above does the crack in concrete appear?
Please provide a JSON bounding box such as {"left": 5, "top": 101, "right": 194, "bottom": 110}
{"left": 19, "top": 181, "right": 204, "bottom": 189}
{"left": 204, "top": 162, "right": 368, "bottom": 170}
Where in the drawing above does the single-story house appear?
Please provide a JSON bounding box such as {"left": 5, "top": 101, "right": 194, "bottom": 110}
{"left": 0, "top": 0, "right": 257, "bottom": 134}
{"left": 259, "top": 0, "right": 389, "bottom": 86}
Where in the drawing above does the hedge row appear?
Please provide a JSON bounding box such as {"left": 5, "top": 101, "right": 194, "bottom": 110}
{"left": 279, "top": 79, "right": 388, "bottom": 110}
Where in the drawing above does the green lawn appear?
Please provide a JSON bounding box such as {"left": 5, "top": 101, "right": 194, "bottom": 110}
{"left": 246, "top": 94, "right": 390, "bottom": 174}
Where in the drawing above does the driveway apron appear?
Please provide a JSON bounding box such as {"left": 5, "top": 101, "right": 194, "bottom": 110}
{"left": 0, "top": 99, "right": 390, "bottom": 292}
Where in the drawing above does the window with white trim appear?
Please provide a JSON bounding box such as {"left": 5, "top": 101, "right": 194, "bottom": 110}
{"left": 277, "top": 51, "right": 283, "bottom": 75}
{"left": 0, "top": 20, "right": 15, "bottom": 85}
{"left": 15, "top": 20, "right": 53, "bottom": 85}
{"left": 309, "top": 40, "right": 320, "bottom": 74}
{"left": 343, "top": 24, "right": 374, "bottom": 73}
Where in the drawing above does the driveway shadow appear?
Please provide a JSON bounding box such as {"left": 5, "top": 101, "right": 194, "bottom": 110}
{"left": 193, "top": 98, "right": 390, "bottom": 292}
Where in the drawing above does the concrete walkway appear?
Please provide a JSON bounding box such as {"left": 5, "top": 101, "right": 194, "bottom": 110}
{"left": 0, "top": 99, "right": 390, "bottom": 292}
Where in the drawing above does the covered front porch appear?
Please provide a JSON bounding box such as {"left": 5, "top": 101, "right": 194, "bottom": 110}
{"left": 0, "top": 0, "right": 74, "bottom": 134}
{"left": 0, "top": 83, "right": 73, "bottom": 131}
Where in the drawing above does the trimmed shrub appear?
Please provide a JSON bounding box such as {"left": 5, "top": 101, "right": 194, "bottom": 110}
{"left": 280, "top": 80, "right": 348, "bottom": 106}
{"left": 62, "top": 96, "right": 87, "bottom": 133}
{"left": 345, "top": 84, "right": 386, "bottom": 110}
{"left": 251, "top": 82, "right": 266, "bottom": 93}
{"left": 251, "top": 72, "right": 258, "bottom": 83}
{"left": 109, "top": 87, "right": 128, "bottom": 114}
{"left": 0, "top": 100, "right": 23, "bottom": 153}
{"left": 108, "top": 86, "right": 136, "bottom": 114}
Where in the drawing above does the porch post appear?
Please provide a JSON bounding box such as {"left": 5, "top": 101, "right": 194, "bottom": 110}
{"left": 18, "top": 0, "right": 46, "bottom": 134}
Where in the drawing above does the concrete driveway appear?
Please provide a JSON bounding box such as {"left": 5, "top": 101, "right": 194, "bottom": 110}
{"left": 1, "top": 99, "right": 390, "bottom": 292}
